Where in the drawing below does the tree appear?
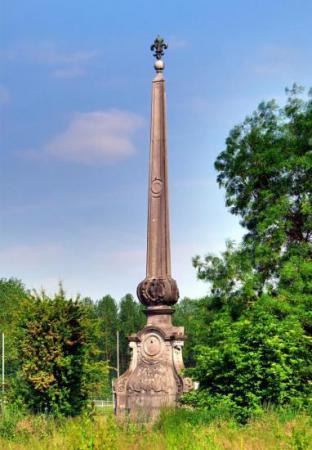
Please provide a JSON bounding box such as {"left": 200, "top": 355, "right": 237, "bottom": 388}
{"left": 14, "top": 287, "right": 108, "bottom": 416}
{"left": 185, "top": 86, "right": 312, "bottom": 420}
{"left": 95, "top": 295, "right": 118, "bottom": 389}
{"left": 0, "top": 278, "right": 29, "bottom": 400}
{"left": 173, "top": 297, "right": 204, "bottom": 367}
{"left": 118, "top": 294, "right": 145, "bottom": 373}
{"left": 214, "top": 84, "right": 311, "bottom": 285}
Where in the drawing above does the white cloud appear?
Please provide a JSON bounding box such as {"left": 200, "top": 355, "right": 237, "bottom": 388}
{"left": 0, "top": 244, "right": 64, "bottom": 269}
{"left": 0, "top": 85, "right": 10, "bottom": 105}
{"left": 25, "top": 110, "right": 145, "bottom": 165}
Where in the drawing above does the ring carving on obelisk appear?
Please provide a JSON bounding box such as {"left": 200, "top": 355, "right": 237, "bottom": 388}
{"left": 151, "top": 177, "right": 163, "bottom": 197}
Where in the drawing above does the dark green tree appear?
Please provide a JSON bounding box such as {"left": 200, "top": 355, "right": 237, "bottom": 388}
{"left": 95, "top": 295, "right": 118, "bottom": 389}
{"left": 118, "top": 294, "right": 145, "bottom": 373}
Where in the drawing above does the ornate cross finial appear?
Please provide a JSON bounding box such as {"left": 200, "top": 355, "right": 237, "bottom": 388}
{"left": 150, "top": 35, "right": 168, "bottom": 60}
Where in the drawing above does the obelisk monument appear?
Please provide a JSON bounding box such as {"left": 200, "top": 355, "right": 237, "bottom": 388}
{"left": 114, "top": 37, "right": 192, "bottom": 416}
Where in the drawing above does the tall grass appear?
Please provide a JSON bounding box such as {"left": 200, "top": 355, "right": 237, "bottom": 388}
{"left": 0, "top": 406, "right": 311, "bottom": 449}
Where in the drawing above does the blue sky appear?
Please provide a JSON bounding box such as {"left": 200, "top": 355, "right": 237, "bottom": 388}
{"left": 1, "top": 0, "right": 311, "bottom": 302}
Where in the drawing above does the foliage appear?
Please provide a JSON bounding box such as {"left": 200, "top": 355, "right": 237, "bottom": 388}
{"left": 215, "top": 84, "right": 311, "bottom": 285}
{"left": 13, "top": 286, "right": 108, "bottom": 416}
{"left": 186, "top": 86, "right": 312, "bottom": 420}
{"left": 95, "top": 295, "right": 118, "bottom": 385}
{"left": 0, "top": 278, "right": 29, "bottom": 401}
{"left": 173, "top": 297, "right": 204, "bottom": 367}
{"left": 0, "top": 406, "right": 311, "bottom": 449}
{"left": 183, "top": 294, "right": 312, "bottom": 421}
{"left": 118, "top": 294, "right": 145, "bottom": 373}
{"left": 79, "top": 298, "right": 111, "bottom": 400}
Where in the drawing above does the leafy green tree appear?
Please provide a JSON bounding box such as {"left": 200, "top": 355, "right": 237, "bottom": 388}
{"left": 94, "top": 295, "right": 119, "bottom": 396}
{"left": 184, "top": 286, "right": 312, "bottom": 421}
{"left": 78, "top": 296, "right": 111, "bottom": 400}
{"left": 173, "top": 297, "right": 204, "bottom": 367}
{"left": 118, "top": 294, "right": 145, "bottom": 373}
{"left": 14, "top": 287, "right": 108, "bottom": 416}
{"left": 214, "top": 84, "right": 311, "bottom": 286}
{"left": 0, "top": 278, "right": 29, "bottom": 400}
{"left": 185, "top": 86, "right": 312, "bottom": 420}
{"left": 96, "top": 295, "right": 118, "bottom": 369}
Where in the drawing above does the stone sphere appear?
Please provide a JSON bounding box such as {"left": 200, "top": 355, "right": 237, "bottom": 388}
{"left": 154, "top": 59, "right": 164, "bottom": 71}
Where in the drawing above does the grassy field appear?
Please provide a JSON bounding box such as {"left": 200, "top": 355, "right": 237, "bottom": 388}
{"left": 0, "top": 406, "right": 311, "bottom": 450}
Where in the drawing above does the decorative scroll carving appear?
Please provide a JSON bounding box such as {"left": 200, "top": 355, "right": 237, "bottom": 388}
{"left": 129, "top": 341, "right": 138, "bottom": 370}
{"left": 137, "top": 277, "right": 179, "bottom": 306}
{"left": 127, "top": 362, "right": 170, "bottom": 393}
{"left": 173, "top": 341, "right": 184, "bottom": 373}
{"left": 115, "top": 376, "right": 127, "bottom": 393}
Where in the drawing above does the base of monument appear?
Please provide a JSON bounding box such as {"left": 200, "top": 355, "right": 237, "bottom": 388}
{"left": 114, "top": 316, "right": 193, "bottom": 417}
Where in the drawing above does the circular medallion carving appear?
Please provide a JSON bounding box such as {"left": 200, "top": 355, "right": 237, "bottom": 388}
{"left": 151, "top": 178, "right": 163, "bottom": 197}
{"left": 141, "top": 333, "right": 164, "bottom": 362}
{"left": 143, "top": 334, "right": 161, "bottom": 357}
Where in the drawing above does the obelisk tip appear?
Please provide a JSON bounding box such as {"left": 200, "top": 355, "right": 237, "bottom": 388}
{"left": 150, "top": 35, "right": 167, "bottom": 72}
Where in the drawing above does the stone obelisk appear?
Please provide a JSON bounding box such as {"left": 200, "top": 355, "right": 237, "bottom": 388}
{"left": 114, "top": 37, "right": 192, "bottom": 416}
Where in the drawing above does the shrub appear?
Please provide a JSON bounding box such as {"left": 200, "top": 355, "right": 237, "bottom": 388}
{"left": 183, "top": 295, "right": 312, "bottom": 422}
{"left": 13, "top": 288, "right": 97, "bottom": 416}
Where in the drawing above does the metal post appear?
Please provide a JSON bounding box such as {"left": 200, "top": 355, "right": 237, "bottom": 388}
{"left": 1, "top": 333, "right": 4, "bottom": 401}
{"left": 116, "top": 330, "right": 120, "bottom": 378}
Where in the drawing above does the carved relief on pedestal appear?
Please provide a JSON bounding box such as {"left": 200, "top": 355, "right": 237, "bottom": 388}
{"left": 115, "top": 376, "right": 127, "bottom": 393}
{"left": 114, "top": 326, "right": 193, "bottom": 413}
{"left": 114, "top": 341, "right": 137, "bottom": 394}
{"left": 172, "top": 340, "right": 185, "bottom": 374}
{"left": 142, "top": 332, "right": 164, "bottom": 360}
{"left": 126, "top": 330, "right": 175, "bottom": 395}
{"left": 127, "top": 362, "right": 170, "bottom": 393}
{"left": 129, "top": 341, "right": 138, "bottom": 370}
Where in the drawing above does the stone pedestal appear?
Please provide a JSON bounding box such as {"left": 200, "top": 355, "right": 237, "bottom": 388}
{"left": 114, "top": 307, "right": 192, "bottom": 416}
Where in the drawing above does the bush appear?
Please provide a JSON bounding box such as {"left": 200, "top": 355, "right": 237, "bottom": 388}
{"left": 183, "top": 295, "right": 312, "bottom": 422}
{"left": 13, "top": 288, "right": 97, "bottom": 416}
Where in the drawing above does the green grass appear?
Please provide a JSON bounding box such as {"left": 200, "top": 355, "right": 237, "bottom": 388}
{"left": 0, "top": 406, "right": 311, "bottom": 449}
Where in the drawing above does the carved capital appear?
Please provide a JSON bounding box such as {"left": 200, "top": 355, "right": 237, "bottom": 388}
{"left": 137, "top": 277, "right": 179, "bottom": 307}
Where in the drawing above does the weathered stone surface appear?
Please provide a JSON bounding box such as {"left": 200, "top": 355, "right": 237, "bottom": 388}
{"left": 114, "top": 38, "right": 192, "bottom": 416}
{"left": 114, "top": 321, "right": 192, "bottom": 415}
{"left": 137, "top": 277, "right": 179, "bottom": 307}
